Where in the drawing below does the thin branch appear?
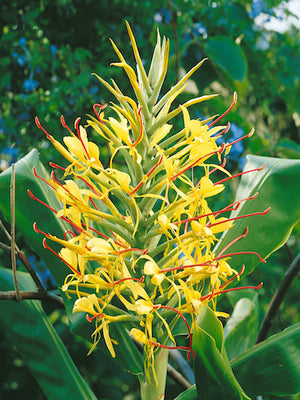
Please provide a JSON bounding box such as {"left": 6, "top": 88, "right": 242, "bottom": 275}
{"left": 0, "top": 241, "right": 46, "bottom": 293}
{"left": 0, "top": 220, "right": 17, "bottom": 246}
{"left": 256, "top": 251, "right": 300, "bottom": 343}
{"left": 10, "top": 164, "right": 20, "bottom": 301}
{"left": 0, "top": 290, "right": 64, "bottom": 308}
{"left": 167, "top": 362, "right": 191, "bottom": 390}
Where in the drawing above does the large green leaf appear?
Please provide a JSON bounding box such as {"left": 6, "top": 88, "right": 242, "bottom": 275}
{"left": 224, "top": 297, "right": 259, "bottom": 360}
{"left": 214, "top": 155, "right": 300, "bottom": 276}
{"left": 173, "top": 385, "right": 197, "bottom": 400}
{"left": 204, "top": 36, "right": 248, "bottom": 94}
{"left": 0, "top": 150, "right": 144, "bottom": 374}
{"left": 0, "top": 149, "right": 70, "bottom": 284}
{"left": 193, "top": 305, "right": 250, "bottom": 400}
{"left": 0, "top": 267, "right": 97, "bottom": 400}
{"left": 231, "top": 323, "right": 300, "bottom": 396}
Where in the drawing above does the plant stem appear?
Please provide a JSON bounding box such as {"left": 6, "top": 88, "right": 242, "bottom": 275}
{"left": 256, "top": 251, "right": 300, "bottom": 343}
{"left": 139, "top": 348, "right": 169, "bottom": 400}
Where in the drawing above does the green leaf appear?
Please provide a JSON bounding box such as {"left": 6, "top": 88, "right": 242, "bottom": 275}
{"left": 0, "top": 150, "right": 144, "bottom": 375}
{"left": 231, "top": 323, "right": 300, "bottom": 396}
{"left": 224, "top": 298, "right": 259, "bottom": 360}
{"left": 0, "top": 267, "right": 97, "bottom": 400}
{"left": 214, "top": 155, "right": 300, "bottom": 276}
{"left": 0, "top": 149, "right": 70, "bottom": 284}
{"left": 173, "top": 385, "right": 197, "bottom": 400}
{"left": 204, "top": 37, "right": 248, "bottom": 94}
{"left": 274, "top": 138, "right": 300, "bottom": 159}
{"left": 193, "top": 305, "right": 250, "bottom": 400}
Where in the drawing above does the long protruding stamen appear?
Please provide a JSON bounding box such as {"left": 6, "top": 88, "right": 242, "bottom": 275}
{"left": 86, "top": 313, "right": 104, "bottom": 322}
{"left": 174, "top": 204, "right": 239, "bottom": 226}
{"left": 154, "top": 304, "right": 194, "bottom": 359}
{"left": 213, "top": 122, "right": 231, "bottom": 138}
{"left": 214, "top": 164, "right": 266, "bottom": 186}
{"left": 129, "top": 155, "right": 163, "bottom": 195}
{"left": 200, "top": 282, "right": 263, "bottom": 301}
{"left": 223, "top": 128, "right": 254, "bottom": 151}
{"left": 219, "top": 265, "right": 245, "bottom": 289}
{"left": 93, "top": 103, "right": 107, "bottom": 124}
{"left": 208, "top": 92, "right": 237, "bottom": 128}
{"left": 75, "top": 117, "right": 90, "bottom": 159}
{"left": 33, "top": 167, "right": 57, "bottom": 191}
{"left": 149, "top": 341, "right": 196, "bottom": 360}
{"left": 216, "top": 228, "right": 249, "bottom": 258}
{"left": 50, "top": 162, "right": 66, "bottom": 171}
{"left": 159, "top": 260, "right": 215, "bottom": 274}
{"left": 114, "top": 276, "right": 144, "bottom": 285}
{"left": 206, "top": 207, "right": 271, "bottom": 229}
{"left": 208, "top": 158, "right": 227, "bottom": 177}
{"left": 171, "top": 144, "right": 225, "bottom": 182}
{"left": 35, "top": 117, "right": 55, "bottom": 143}
{"left": 214, "top": 250, "right": 266, "bottom": 264}
{"left": 42, "top": 237, "right": 81, "bottom": 276}
{"left": 61, "top": 115, "right": 74, "bottom": 135}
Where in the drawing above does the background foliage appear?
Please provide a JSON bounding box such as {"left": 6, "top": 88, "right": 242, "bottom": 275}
{"left": 0, "top": 0, "right": 299, "bottom": 399}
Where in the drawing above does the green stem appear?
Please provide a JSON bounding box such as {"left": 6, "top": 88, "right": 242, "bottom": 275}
{"left": 139, "top": 348, "right": 169, "bottom": 400}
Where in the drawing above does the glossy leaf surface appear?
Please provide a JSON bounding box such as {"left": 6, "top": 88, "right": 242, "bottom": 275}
{"left": 215, "top": 155, "right": 300, "bottom": 276}
{"left": 232, "top": 323, "right": 300, "bottom": 396}
{"left": 193, "top": 305, "right": 250, "bottom": 400}
{"left": 204, "top": 36, "right": 248, "bottom": 94}
{"left": 0, "top": 267, "right": 97, "bottom": 400}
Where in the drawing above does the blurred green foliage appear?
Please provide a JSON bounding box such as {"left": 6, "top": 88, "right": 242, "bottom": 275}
{"left": 0, "top": 0, "right": 299, "bottom": 399}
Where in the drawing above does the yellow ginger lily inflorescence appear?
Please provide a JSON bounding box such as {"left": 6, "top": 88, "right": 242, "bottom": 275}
{"left": 32, "top": 22, "right": 267, "bottom": 381}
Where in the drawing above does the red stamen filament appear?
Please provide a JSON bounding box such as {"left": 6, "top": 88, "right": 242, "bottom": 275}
{"left": 214, "top": 164, "right": 266, "bottom": 186}
{"left": 129, "top": 180, "right": 145, "bottom": 196}
{"left": 129, "top": 155, "right": 163, "bottom": 196}
{"left": 50, "top": 162, "right": 66, "bottom": 171}
{"left": 216, "top": 228, "right": 249, "bottom": 258}
{"left": 42, "top": 238, "right": 81, "bottom": 276}
{"left": 63, "top": 230, "right": 77, "bottom": 240}
{"left": 89, "top": 197, "right": 99, "bottom": 210}
{"left": 75, "top": 117, "right": 90, "bottom": 159}
{"left": 33, "top": 167, "right": 57, "bottom": 191}
{"left": 214, "top": 192, "right": 259, "bottom": 218}
{"left": 154, "top": 304, "right": 193, "bottom": 358}
{"left": 219, "top": 265, "right": 245, "bottom": 289}
{"left": 208, "top": 158, "right": 227, "bottom": 177}
{"left": 213, "top": 122, "right": 231, "bottom": 138}
{"left": 93, "top": 103, "right": 107, "bottom": 124}
{"left": 114, "top": 276, "right": 144, "bottom": 285}
{"left": 206, "top": 207, "right": 270, "bottom": 229}
{"left": 28, "top": 189, "right": 113, "bottom": 242}
{"left": 35, "top": 117, "right": 54, "bottom": 142}
{"left": 149, "top": 341, "right": 196, "bottom": 360}
{"left": 214, "top": 250, "right": 266, "bottom": 264}
{"left": 208, "top": 92, "right": 237, "bottom": 128}
{"left": 223, "top": 128, "right": 254, "bottom": 151}
{"left": 174, "top": 204, "right": 239, "bottom": 226}
{"left": 86, "top": 313, "right": 104, "bottom": 322}
{"left": 147, "top": 155, "right": 163, "bottom": 178}
{"left": 132, "top": 107, "right": 144, "bottom": 147}
{"left": 61, "top": 115, "right": 74, "bottom": 135}
{"left": 200, "top": 282, "right": 263, "bottom": 302}
{"left": 171, "top": 144, "right": 225, "bottom": 182}
{"left": 159, "top": 260, "right": 215, "bottom": 274}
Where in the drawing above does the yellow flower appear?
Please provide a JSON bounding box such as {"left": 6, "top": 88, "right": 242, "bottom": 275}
{"left": 33, "top": 22, "right": 265, "bottom": 378}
